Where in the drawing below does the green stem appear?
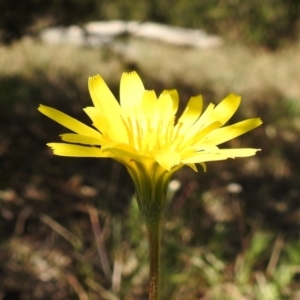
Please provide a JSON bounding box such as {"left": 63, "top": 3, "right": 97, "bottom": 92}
{"left": 146, "top": 218, "right": 162, "bottom": 300}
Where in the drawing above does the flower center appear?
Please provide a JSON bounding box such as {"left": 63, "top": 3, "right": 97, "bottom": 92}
{"left": 121, "top": 113, "right": 185, "bottom": 154}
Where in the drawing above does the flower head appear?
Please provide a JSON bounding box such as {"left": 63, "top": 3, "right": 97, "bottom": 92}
{"left": 39, "top": 71, "right": 262, "bottom": 299}
{"left": 38, "top": 72, "right": 261, "bottom": 214}
{"left": 39, "top": 72, "right": 261, "bottom": 169}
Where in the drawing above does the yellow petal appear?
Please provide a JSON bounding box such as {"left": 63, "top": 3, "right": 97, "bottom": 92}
{"left": 181, "top": 102, "right": 215, "bottom": 140}
{"left": 88, "top": 75, "right": 129, "bottom": 142}
{"left": 218, "top": 148, "right": 260, "bottom": 157}
{"left": 182, "top": 153, "right": 230, "bottom": 164}
{"left": 102, "top": 142, "right": 137, "bottom": 156}
{"left": 162, "top": 90, "right": 179, "bottom": 114}
{"left": 141, "top": 90, "right": 158, "bottom": 118}
{"left": 151, "top": 150, "right": 181, "bottom": 170}
{"left": 120, "top": 71, "right": 145, "bottom": 108}
{"left": 196, "top": 121, "right": 222, "bottom": 141}
{"left": 212, "top": 94, "right": 241, "bottom": 125}
{"left": 60, "top": 133, "right": 104, "bottom": 145}
{"left": 47, "top": 143, "right": 107, "bottom": 157}
{"left": 84, "top": 107, "right": 128, "bottom": 143}
{"left": 38, "top": 105, "right": 102, "bottom": 138}
{"left": 204, "top": 118, "right": 263, "bottom": 145}
{"left": 185, "top": 121, "right": 222, "bottom": 148}
{"left": 102, "top": 143, "right": 149, "bottom": 166}
{"left": 157, "top": 92, "right": 173, "bottom": 120}
{"left": 180, "top": 145, "right": 219, "bottom": 159}
{"left": 182, "top": 147, "right": 260, "bottom": 164}
{"left": 83, "top": 107, "right": 110, "bottom": 133}
{"left": 191, "top": 102, "right": 215, "bottom": 130}
{"left": 88, "top": 75, "right": 120, "bottom": 113}
{"left": 177, "top": 95, "right": 203, "bottom": 128}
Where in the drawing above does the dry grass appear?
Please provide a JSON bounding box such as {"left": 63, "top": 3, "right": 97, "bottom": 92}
{"left": 1, "top": 37, "right": 300, "bottom": 100}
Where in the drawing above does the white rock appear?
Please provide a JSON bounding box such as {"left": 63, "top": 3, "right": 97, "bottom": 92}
{"left": 40, "top": 20, "right": 222, "bottom": 49}
{"left": 127, "top": 21, "right": 222, "bottom": 48}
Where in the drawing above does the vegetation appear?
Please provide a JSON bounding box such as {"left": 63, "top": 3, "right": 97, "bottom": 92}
{"left": 1, "top": 36, "right": 300, "bottom": 299}
{"left": 1, "top": 2, "right": 300, "bottom": 298}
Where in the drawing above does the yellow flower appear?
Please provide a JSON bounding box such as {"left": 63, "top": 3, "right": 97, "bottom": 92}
{"left": 38, "top": 71, "right": 262, "bottom": 299}
{"left": 38, "top": 71, "right": 261, "bottom": 168}
{"left": 38, "top": 72, "right": 261, "bottom": 215}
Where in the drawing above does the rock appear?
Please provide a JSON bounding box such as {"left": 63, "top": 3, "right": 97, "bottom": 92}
{"left": 39, "top": 20, "right": 222, "bottom": 49}
{"left": 126, "top": 21, "right": 222, "bottom": 48}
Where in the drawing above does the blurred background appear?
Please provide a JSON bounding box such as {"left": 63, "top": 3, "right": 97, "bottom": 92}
{"left": 1, "top": 0, "right": 300, "bottom": 299}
